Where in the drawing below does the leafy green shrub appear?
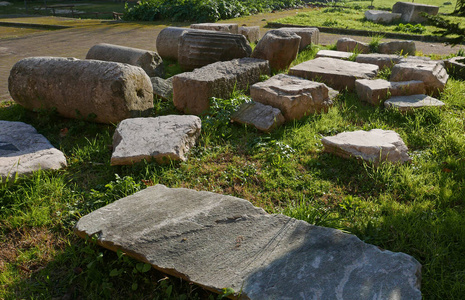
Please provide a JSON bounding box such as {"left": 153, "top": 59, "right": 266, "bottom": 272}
{"left": 123, "top": 0, "right": 304, "bottom": 22}
{"left": 394, "top": 23, "right": 426, "bottom": 33}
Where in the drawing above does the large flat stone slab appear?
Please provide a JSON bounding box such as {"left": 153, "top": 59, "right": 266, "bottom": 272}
{"left": 75, "top": 184, "right": 422, "bottom": 300}
{"left": 322, "top": 129, "right": 411, "bottom": 164}
{"left": 392, "top": 1, "right": 439, "bottom": 23}
{"left": 0, "top": 121, "right": 67, "bottom": 182}
{"left": 289, "top": 57, "right": 378, "bottom": 91}
{"left": 8, "top": 57, "right": 154, "bottom": 124}
{"left": 355, "top": 54, "right": 402, "bottom": 69}
{"left": 231, "top": 101, "right": 284, "bottom": 132}
{"left": 173, "top": 58, "right": 270, "bottom": 115}
{"left": 111, "top": 115, "right": 201, "bottom": 165}
{"left": 365, "top": 10, "right": 402, "bottom": 23}
{"left": 250, "top": 74, "right": 333, "bottom": 121}
{"left": 355, "top": 79, "right": 425, "bottom": 105}
{"left": 315, "top": 50, "right": 352, "bottom": 60}
{"left": 385, "top": 94, "right": 445, "bottom": 112}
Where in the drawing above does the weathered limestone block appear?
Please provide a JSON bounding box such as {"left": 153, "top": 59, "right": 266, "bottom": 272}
{"left": 355, "top": 79, "right": 425, "bottom": 105}
{"left": 251, "top": 29, "right": 301, "bottom": 70}
{"left": 390, "top": 60, "right": 448, "bottom": 96}
{"left": 111, "top": 115, "right": 201, "bottom": 165}
{"left": 0, "top": 121, "right": 67, "bottom": 183}
{"left": 250, "top": 74, "right": 333, "bottom": 121}
{"left": 444, "top": 56, "right": 465, "bottom": 79}
{"left": 378, "top": 41, "right": 416, "bottom": 55}
{"left": 86, "top": 43, "right": 164, "bottom": 78}
{"left": 392, "top": 1, "right": 439, "bottom": 23}
{"left": 277, "top": 27, "right": 320, "bottom": 51}
{"left": 385, "top": 94, "right": 445, "bottom": 112}
{"left": 151, "top": 77, "right": 173, "bottom": 101}
{"left": 336, "top": 37, "right": 370, "bottom": 54}
{"left": 75, "top": 184, "right": 422, "bottom": 300}
{"left": 355, "top": 53, "right": 402, "bottom": 69}
{"left": 239, "top": 26, "right": 260, "bottom": 43}
{"left": 322, "top": 129, "right": 411, "bottom": 164}
{"left": 8, "top": 57, "right": 153, "bottom": 124}
{"left": 156, "top": 27, "right": 196, "bottom": 61}
{"left": 365, "top": 10, "right": 402, "bottom": 23}
{"left": 289, "top": 57, "right": 378, "bottom": 91}
{"left": 190, "top": 23, "right": 238, "bottom": 34}
{"left": 178, "top": 31, "right": 252, "bottom": 71}
{"left": 315, "top": 50, "right": 353, "bottom": 60}
{"left": 231, "top": 102, "right": 284, "bottom": 132}
{"left": 173, "top": 58, "right": 270, "bottom": 115}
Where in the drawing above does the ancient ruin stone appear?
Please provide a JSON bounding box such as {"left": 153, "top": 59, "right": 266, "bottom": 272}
{"left": 390, "top": 60, "right": 448, "bottom": 96}
{"left": 239, "top": 26, "right": 260, "bottom": 43}
{"left": 75, "top": 184, "right": 422, "bottom": 300}
{"left": 86, "top": 43, "right": 164, "bottom": 77}
{"left": 322, "top": 129, "right": 411, "bottom": 164}
{"left": 251, "top": 29, "right": 301, "bottom": 70}
{"left": 355, "top": 54, "right": 402, "bottom": 69}
{"left": 392, "top": 1, "right": 439, "bottom": 23}
{"left": 289, "top": 57, "right": 378, "bottom": 91}
{"left": 336, "top": 37, "right": 370, "bottom": 54}
{"left": 8, "top": 57, "right": 153, "bottom": 124}
{"left": 151, "top": 77, "right": 173, "bottom": 101}
{"left": 0, "top": 121, "right": 67, "bottom": 183}
{"left": 231, "top": 102, "right": 284, "bottom": 132}
{"left": 355, "top": 79, "right": 425, "bottom": 105}
{"left": 365, "top": 10, "right": 402, "bottom": 23}
{"left": 385, "top": 94, "right": 445, "bottom": 112}
{"left": 378, "top": 41, "right": 416, "bottom": 55}
{"left": 315, "top": 50, "right": 353, "bottom": 60}
{"left": 173, "top": 58, "right": 270, "bottom": 115}
{"left": 111, "top": 115, "right": 201, "bottom": 165}
{"left": 277, "top": 27, "right": 320, "bottom": 51}
{"left": 190, "top": 23, "right": 238, "bottom": 34}
{"left": 156, "top": 27, "right": 197, "bottom": 61}
{"left": 178, "top": 31, "right": 252, "bottom": 71}
{"left": 444, "top": 56, "right": 465, "bottom": 79}
{"left": 250, "top": 74, "right": 333, "bottom": 121}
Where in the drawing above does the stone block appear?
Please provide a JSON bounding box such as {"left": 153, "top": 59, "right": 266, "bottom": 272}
{"left": 111, "top": 115, "right": 201, "bottom": 165}
{"left": 231, "top": 102, "right": 284, "bottom": 132}
{"left": 277, "top": 27, "right": 320, "bottom": 51}
{"left": 378, "top": 41, "right": 416, "bottom": 55}
{"left": 392, "top": 1, "right": 439, "bottom": 23}
{"left": 385, "top": 94, "right": 445, "bottom": 112}
{"left": 178, "top": 31, "right": 252, "bottom": 71}
{"left": 365, "top": 10, "right": 402, "bottom": 23}
{"left": 289, "top": 57, "right": 378, "bottom": 91}
{"left": 336, "top": 37, "right": 370, "bottom": 54}
{"left": 390, "top": 60, "right": 448, "bottom": 96}
{"left": 251, "top": 29, "right": 301, "bottom": 71}
{"left": 190, "top": 23, "right": 238, "bottom": 34}
{"left": 250, "top": 74, "right": 333, "bottom": 121}
{"left": 172, "top": 58, "right": 270, "bottom": 115}
{"left": 322, "top": 129, "right": 411, "bottom": 164}
{"left": 151, "top": 77, "right": 173, "bottom": 101}
{"left": 75, "top": 184, "right": 422, "bottom": 300}
{"left": 355, "top": 79, "right": 425, "bottom": 105}
{"left": 315, "top": 50, "right": 353, "bottom": 60}
{"left": 8, "top": 57, "right": 153, "bottom": 124}
{"left": 0, "top": 121, "right": 67, "bottom": 183}
{"left": 239, "top": 26, "right": 260, "bottom": 43}
{"left": 86, "top": 43, "right": 164, "bottom": 77}
{"left": 355, "top": 54, "right": 402, "bottom": 69}
{"left": 444, "top": 56, "right": 465, "bottom": 79}
{"left": 156, "top": 27, "right": 198, "bottom": 61}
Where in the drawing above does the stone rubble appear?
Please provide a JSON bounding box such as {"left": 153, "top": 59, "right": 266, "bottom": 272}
{"left": 231, "top": 101, "right": 285, "bottom": 132}
{"left": 385, "top": 94, "right": 445, "bottom": 112}
{"left": 336, "top": 37, "right": 370, "bottom": 54}
{"left": 355, "top": 79, "right": 425, "bottom": 105}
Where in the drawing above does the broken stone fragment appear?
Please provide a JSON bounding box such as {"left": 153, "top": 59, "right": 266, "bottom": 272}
{"left": 150, "top": 77, "right": 173, "bottom": 101}
{"left": 74, "top": 184, "right": 422, "bottom": 300}
{"left": 0, "top": 121, "right": 67, "bottom": 183}
{"left": 385, "top": 94, "right": 445, "bottom": 112}
{"left": 355, "top": 53, "right": 402, "bottom": 69}
{"left": 355, "top": 79, "right": 425, "bottom": 105}
{"left": 365, "top": 10, "right": 402, "bottom": 23}
{"left": 315, "top": 50, "right": 353, "bottom": 60}
{"left": 231, "top": 101, "right": 284, "bottom": 132}
{"left": 111, "top": 115, "right": 201, "bottom": 165}
{"left": 239, "top": 26, "right": 260, "bottom": 43}
{"left": 190, "top": 23, "right": 238, "bottom": 34}
{"left": 277, "top": 27, "right": 320, "bottom": 51}
{"left": 392, "top": 1, "right": 439, "bottom": 23}
{"left": 378, "top": 40, "right": 416, "bottom": 56}
{"left": 321, "top": 129, "right": 411, "bottom": 164}
{"left": 336, "top": 37, "right": 370, "bottom": 54}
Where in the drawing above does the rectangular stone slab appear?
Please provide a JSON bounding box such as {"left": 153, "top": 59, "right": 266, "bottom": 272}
{"left": 289, "top": 57, "right": 378, "bottom": 91}
{"left": 75, "top": 184, "right": 421, "bottom": 300}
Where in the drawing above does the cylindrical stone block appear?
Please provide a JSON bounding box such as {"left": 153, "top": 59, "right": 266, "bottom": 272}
{"left": 86, "top": 43, "right": 164, "bottom": 77}
{"left": 156, "top": 27, "right": 196, "bottom": 61}
{"left": 8, "top": 57, "right": 154, "bottom": 124}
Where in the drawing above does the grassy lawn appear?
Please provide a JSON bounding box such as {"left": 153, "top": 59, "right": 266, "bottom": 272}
{"left": 274, "top": 0, "right": 463, "bottom": 37}
{"left": 1, "top": 44, "right": 464, "bottom": 298}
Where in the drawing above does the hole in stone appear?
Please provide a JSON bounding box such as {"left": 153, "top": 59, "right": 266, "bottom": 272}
{"left": 136, "top": 89, "right": 144, "bottom": 98}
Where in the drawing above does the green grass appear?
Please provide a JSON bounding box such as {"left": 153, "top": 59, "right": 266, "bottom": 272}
{"left": 274, "top": 1, "right": 464, "bottom": 37}
{"left": 1, "top": 46, "right": 465, "bottom": 298}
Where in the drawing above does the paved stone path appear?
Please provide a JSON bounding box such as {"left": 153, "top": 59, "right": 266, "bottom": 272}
{"left": 1, "top": 8, "right": 464, "bottom": 101}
